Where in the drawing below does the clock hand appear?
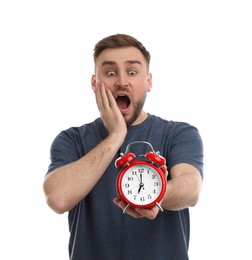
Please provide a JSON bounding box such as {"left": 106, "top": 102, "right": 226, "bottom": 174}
{"left": 136, "top": 172, "right": 141, "bottom": 183}
{"left": 138, "top": 183, "right": 144, "bottom": 194}
{"left": 138, "top": 173, "right": 145, "bottom": 193}
{"left": 140, "top": 173, "right": 144, "bottom": 189}
{"left": 138, "top": 173, "right": 142, "bottom": 193}
{"left": 138, "top": 184, "right": 141, "bottom": 194}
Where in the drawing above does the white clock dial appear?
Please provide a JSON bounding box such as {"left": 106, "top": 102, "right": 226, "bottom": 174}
{"left": 121, "top": 164, "right": 163, "bottom": 205}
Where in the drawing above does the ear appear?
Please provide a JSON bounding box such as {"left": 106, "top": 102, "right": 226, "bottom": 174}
{"left": 91, "top": 75, "right": 96, "bottom": 92}
{"left": 147, "top": 73, "right": 152, "bottom": 92}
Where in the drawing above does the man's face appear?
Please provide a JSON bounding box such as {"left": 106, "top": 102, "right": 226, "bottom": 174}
{"left": 92, "top": 47, "right": 152, "bottom": 126}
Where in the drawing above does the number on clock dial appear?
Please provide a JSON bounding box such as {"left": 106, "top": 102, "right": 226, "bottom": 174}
{"left": 121, "top": 165, "right": 162, "bottom": 205}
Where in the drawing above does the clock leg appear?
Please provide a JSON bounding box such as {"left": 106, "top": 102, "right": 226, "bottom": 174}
{"left": 122, "top": 203, "right": 130, "bottom": 214}
{"left": 156, "top": 202, "right": 164, "bottom": 212}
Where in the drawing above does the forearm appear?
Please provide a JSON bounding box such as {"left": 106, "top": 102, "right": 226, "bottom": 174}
{"left": 161, "top": 164, "right": 202, "bottom": 211}
{"left": 43, "top": 133, "right": 124, "bottom": 214}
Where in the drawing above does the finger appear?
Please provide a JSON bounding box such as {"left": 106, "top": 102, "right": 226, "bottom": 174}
{"left": 95, "top": 82, "right": 109, "bottom": 111}
{"left": 100, "top": 82, "right": 110, "bottom": 109}
{"left": 95, "top": 82, "right": 102, "bottom": 111}
{"left": 135, "top": 205, "right": 160, "bottom": 220}
{"left": 105, "top": 88, "right": 117, "bottom": 109}
{"left": 160, "top": 165, "right": 168, "bottom": 178}
{"left": 113, "top": 198, "right": 143, "bottom": 218}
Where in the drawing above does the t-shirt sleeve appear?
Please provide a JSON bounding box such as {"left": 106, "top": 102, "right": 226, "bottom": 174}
{"left": 167, "top": 123, "right": 204, "bottom": 177}
{"left": 47, "top": 130, "right": 80, "bottom": 174}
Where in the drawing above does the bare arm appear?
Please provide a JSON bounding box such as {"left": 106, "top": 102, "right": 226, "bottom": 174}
{"left": 43, "top": 134, "right": 124, "bottom": 214}
{"left": 43, "top": 83, "right": 127, "bottom": 214}
{"left": 161, "top": 163, "right": 202, "bottom": 210}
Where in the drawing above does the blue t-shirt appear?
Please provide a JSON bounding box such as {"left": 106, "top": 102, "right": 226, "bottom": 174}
{"left": 47, "top": 114, "right": 204, "bottom": 260}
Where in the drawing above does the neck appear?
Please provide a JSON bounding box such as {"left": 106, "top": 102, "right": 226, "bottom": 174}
{"left": 130, "top": 111, "right": 148, "bottom": 126}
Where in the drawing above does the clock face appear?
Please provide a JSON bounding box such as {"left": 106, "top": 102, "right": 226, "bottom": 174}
{"left": 118, "top": 162, "right": 165, "bottom": 208}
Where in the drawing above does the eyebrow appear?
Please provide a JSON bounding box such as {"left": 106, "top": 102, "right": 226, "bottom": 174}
{"left": 101, "top": 60, "right": 142, "bottom": 66}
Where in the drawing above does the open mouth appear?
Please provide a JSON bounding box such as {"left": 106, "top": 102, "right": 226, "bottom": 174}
{"left": 116, "top": 95, "right": 131, "bottom": 110}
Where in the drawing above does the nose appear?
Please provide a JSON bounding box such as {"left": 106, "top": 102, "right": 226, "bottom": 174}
{"left": 115, "top": 72, "right": 129, "bottom": 87}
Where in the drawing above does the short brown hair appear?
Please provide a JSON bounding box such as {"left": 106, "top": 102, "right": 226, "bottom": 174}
{"left": 93, "top": 34, "right": 151, "bottom": 69}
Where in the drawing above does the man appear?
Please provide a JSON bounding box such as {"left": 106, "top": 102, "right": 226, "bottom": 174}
{"left": 43, "top": 33, "right": 204, "bottom": 260}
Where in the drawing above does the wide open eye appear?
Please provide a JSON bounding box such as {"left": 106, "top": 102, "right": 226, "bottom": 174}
{"left": 128, "top": 70, "right": 137, "bottom": 76}
{"left": 107, "top": 71, "right": 116, "bottom": 76}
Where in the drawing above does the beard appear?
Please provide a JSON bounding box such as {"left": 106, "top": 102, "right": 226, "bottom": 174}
{"left": 125, "top": 92, "right": 147, "bottom": 126}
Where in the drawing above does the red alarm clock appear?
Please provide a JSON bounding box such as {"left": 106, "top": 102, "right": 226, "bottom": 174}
{"left": 115, "top": 141, "right": 167, "bottom": 213}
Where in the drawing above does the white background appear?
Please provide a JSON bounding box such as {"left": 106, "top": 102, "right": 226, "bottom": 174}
{"left": 1, "top": 0, "right": 251, "bottom": 259}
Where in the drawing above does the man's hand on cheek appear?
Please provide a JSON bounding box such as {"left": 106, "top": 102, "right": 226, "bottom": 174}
{"left": 95, "top": 82, "right": 127, "bottom": 137}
